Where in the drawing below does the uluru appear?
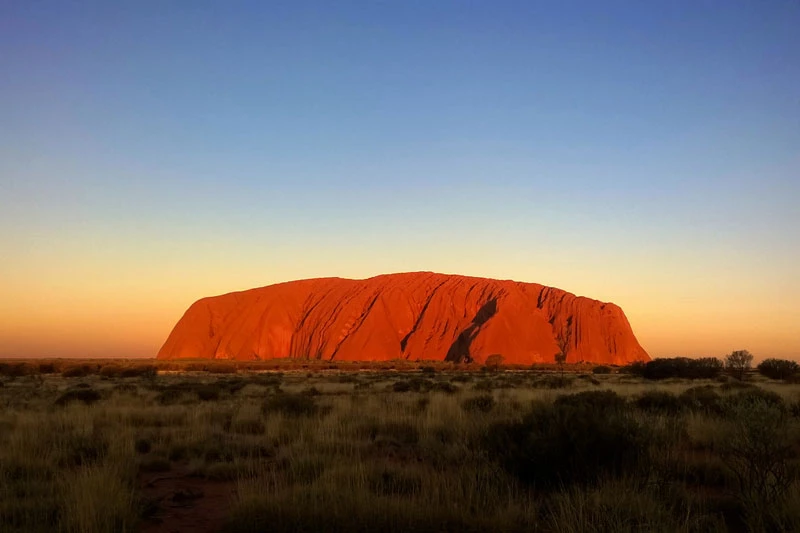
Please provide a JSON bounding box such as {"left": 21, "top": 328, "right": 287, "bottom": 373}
{"left": 157, "top": 272, "right": 649, "bottom": 365}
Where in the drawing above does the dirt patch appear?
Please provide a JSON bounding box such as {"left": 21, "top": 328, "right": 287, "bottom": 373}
{"left": 139, "top": 466, "right": 236, "bottom": 533}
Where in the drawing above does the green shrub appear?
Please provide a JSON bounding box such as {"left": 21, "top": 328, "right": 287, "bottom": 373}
{"left": 634, "top": 390, "right": 683, "bottom": 415}
{"left": 485, "top": 392, "right": 647, "bottom": 489}
{"left": 554, "top": 390, "right": 627, "bottom": 413}
{"left": 679, "top": 386, "right": 721, "bottom": 413}
{"left": 757, "top": 359, "right": 800, "bottom": 381}
{"left": 592, "top": 365, "right": 612, "bottom": 374}
{"left": 724, "top": 387, "right": 786, "bottom": 414}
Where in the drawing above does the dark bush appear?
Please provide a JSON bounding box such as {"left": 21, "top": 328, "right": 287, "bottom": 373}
{"left": 392, "top": 381, "right": 412, "bottom": 393}
{"left": 155, "top": 381, "right": 220, "bottom": 404}
{"left": 262, "top": 393, "right": 320, "bottom": 417}
{"left": 592, "top": 365, "right": 612, "bottom": 375}
{"left": 121, "top": 365, "right": 158, "bottom": 378}
{"left": 99, "top": 365, "right": 123, "bottom": 378}
{"left": 0, "top": 362, "right": 34, "bottom": 377}
{"left": 62, "top": 365, "right": 92, "bottom": 378}
{"left": 156, "top": 387, "right": 188, "bottom": 405}
{"left": 196, "top": 384, "right": 222, "bottom": 401}
{"left": 640, "top": 357, "right": 723, "bottom": 380}
{"left": 680, "top": 386, "right": 722, "bottom": 413}
{"left": 621, "top": 361, "right": 646, "bottom": 377}
{"left": 484, "top": 354, "right": 505, "bottom": 371}
{"left": 420, "top": 366, "right": 436, "bottom": 375}
{"left": 55, "top": 388, "right": 101, "bottom": 406}
{"left": 473, "top": 379, "right": 494, "bottom": 391}
{"left": 430, "top": 381, "right": 458, "bottom": 394}
{"left": 37, "top": 362, "right": 60, "bottom": 374}
{"left": 757, "top": 359, "right": 800, "bottom": 381}
{"left": 485, "top": 394, "right": 647, "bottom": 489}
{"left": 219, "top": 378, "right": 247, "bottom": 394}
{"left": 554, "top": 390, "right": 627, "bottom": 413}
{"left": 461, "top": 394, "right": 495, "bottom": 413}
{"left": 407, "top": 378, "right": 433, "bottom": 392}
{"left": 634, "top": 390, "right": 683, "bottom": 414}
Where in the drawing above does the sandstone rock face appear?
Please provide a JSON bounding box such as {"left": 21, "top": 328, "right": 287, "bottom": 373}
{"left": 157, "top": 272, "right": 650, "bottom": 365}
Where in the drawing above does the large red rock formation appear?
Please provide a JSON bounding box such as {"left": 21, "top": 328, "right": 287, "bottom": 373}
{"left": 157, "top": 272, "right": 649, "bottom": 365}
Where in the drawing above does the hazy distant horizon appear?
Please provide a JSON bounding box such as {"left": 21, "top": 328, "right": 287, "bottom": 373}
{"left": 2, "top": 2, "right": 798, "bottom": 361}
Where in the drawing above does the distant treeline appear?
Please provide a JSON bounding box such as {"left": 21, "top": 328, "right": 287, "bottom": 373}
{"left": 623, "top": 357, "right": 799, "bottom": 381}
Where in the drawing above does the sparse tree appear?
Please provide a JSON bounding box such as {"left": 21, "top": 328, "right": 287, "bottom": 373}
{"left": 725, "top": 350, "right": 754, "bottom": 381}
{"left": 554, "top": 318, "right": 572, "bottom": 378}
{"left": 720, "top": 400, "right": 796, "bottom": 520}
{"left": 484, "top": 354, "right": 505, "bottom": 372}
{"left": 554, "top": 351, "right": 567, "bottom": 378}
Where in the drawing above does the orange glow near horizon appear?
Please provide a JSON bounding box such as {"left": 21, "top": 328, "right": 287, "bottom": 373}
{"left": 2, "top": 254, "right": 798, "bottom": 361}
{"left": 1, "top": 1, "right": 798, "bottom": 363}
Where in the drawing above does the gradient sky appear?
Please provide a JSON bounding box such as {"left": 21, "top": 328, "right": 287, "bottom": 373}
{"left": 1, "top": 1, "right": 798, "bottom": 360}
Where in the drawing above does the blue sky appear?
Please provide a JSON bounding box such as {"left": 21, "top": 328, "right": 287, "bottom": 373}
{"left": 1, "top": 1, "right": 798, "bottom": 358}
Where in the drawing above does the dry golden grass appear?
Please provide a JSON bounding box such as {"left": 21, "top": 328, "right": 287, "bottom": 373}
{"left": 0, "top": 364, "right": 799, "bottom": 532}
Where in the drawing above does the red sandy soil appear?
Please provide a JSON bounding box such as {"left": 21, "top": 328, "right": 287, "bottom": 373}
{"left": 139, "top": 466, "right": 235, "bottom": 533}
{"left": 158, "top": 272, "right": 649, "bottom": 365}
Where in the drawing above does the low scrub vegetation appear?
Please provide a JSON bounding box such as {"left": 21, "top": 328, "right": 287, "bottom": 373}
{"left": 1, "top": 359, "right": 799, "bottom": 532}
{"left": 625, "top": 357, "right": 724, "bottom": 380}
{"left": 757, "top": 358, "right": 800, "bottom": 381}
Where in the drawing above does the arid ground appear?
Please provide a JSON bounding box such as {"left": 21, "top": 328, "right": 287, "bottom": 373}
{"left": 1, "top": 359, "right": 799, "bottom": 532}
